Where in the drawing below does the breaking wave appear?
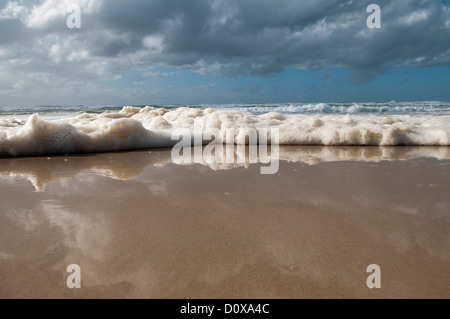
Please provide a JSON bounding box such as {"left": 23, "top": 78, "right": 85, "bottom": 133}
{"left": 0, "top": 105, "right": 449, "bottom": 157}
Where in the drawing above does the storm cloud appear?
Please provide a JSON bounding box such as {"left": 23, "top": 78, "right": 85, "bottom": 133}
{"left": 0, "top": 0, "right": 449, "bottom": 105}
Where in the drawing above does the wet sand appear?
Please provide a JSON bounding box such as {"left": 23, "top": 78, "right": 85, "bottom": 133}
{"left": 0, "top": 146, "right": 449, "bottom": 298}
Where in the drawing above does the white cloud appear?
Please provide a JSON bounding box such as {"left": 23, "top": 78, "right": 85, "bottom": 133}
{"left": 142, "top": 35, "right": 164, "bottom": 52}
{"left": 26, "top": 0, "right": 66, "bottom": 28}
{"left": 0, "top": 1, "right": 28, "bottom": 20}
{"left": 49, "top": 43, "right": 63, "bottom": 63}
{"left": 0, "top": 0, "right": 102, "bottom": 29}
{"left": 194, "top": 83, "right": 216, "bottom": 89}
{"left": 400, "top": 9, "right": 430, "bottom": 25}
{"left": 143, "top": 71, "right": 173, "bottom": 78}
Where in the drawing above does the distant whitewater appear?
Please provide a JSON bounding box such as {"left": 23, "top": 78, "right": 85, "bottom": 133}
{"left": 2, "top": 101, "right": 450, "bottom": 118}
{"left": 0, "top": 102, "right": 449, "bottom": 156}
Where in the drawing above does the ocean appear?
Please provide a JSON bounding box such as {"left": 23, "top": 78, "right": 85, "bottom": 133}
{"left": 1, "top": 101, "right": 450, "bottom": 118}
{"left": 0, "top": 102, "right": 449, "bottom": 156}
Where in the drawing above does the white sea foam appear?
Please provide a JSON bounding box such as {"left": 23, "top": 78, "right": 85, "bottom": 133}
{"left": 0, "top": 106, "right": 449, "bottom": 156}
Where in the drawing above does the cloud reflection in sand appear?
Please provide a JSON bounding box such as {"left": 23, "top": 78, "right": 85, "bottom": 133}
{"left": 1, "top": 146, "right": 449, "bottom": 192}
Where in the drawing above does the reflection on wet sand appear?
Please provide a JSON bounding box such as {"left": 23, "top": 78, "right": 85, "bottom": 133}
{"left": 0, "top": 146, "right": 449, "bottom": 298}
{"left": 0, "top": 146, "right": 449, "bottom": 192}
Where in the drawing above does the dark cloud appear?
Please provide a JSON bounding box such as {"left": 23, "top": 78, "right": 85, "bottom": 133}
{"left": 91, "top": 0, "right": 449, "bottom": 75}
{"left": 0, "top": 0, "right": 449, "bottom": 104}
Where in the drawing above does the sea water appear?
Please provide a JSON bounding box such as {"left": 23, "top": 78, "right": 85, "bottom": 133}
{"left": 0, "top": 102, "right": 449, "bottom": 156}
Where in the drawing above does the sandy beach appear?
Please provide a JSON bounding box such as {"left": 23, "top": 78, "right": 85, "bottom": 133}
{"left": 0, "top": 146, "right": 449, "bottom": 299}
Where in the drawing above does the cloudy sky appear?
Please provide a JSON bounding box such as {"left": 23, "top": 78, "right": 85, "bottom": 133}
{"left": 0, "top": 0, "right": 449, "bottom": 107}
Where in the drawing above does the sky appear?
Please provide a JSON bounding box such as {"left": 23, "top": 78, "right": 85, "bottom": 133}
{"left": 0, "top": 0, "right": 449, "bottom": 107}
